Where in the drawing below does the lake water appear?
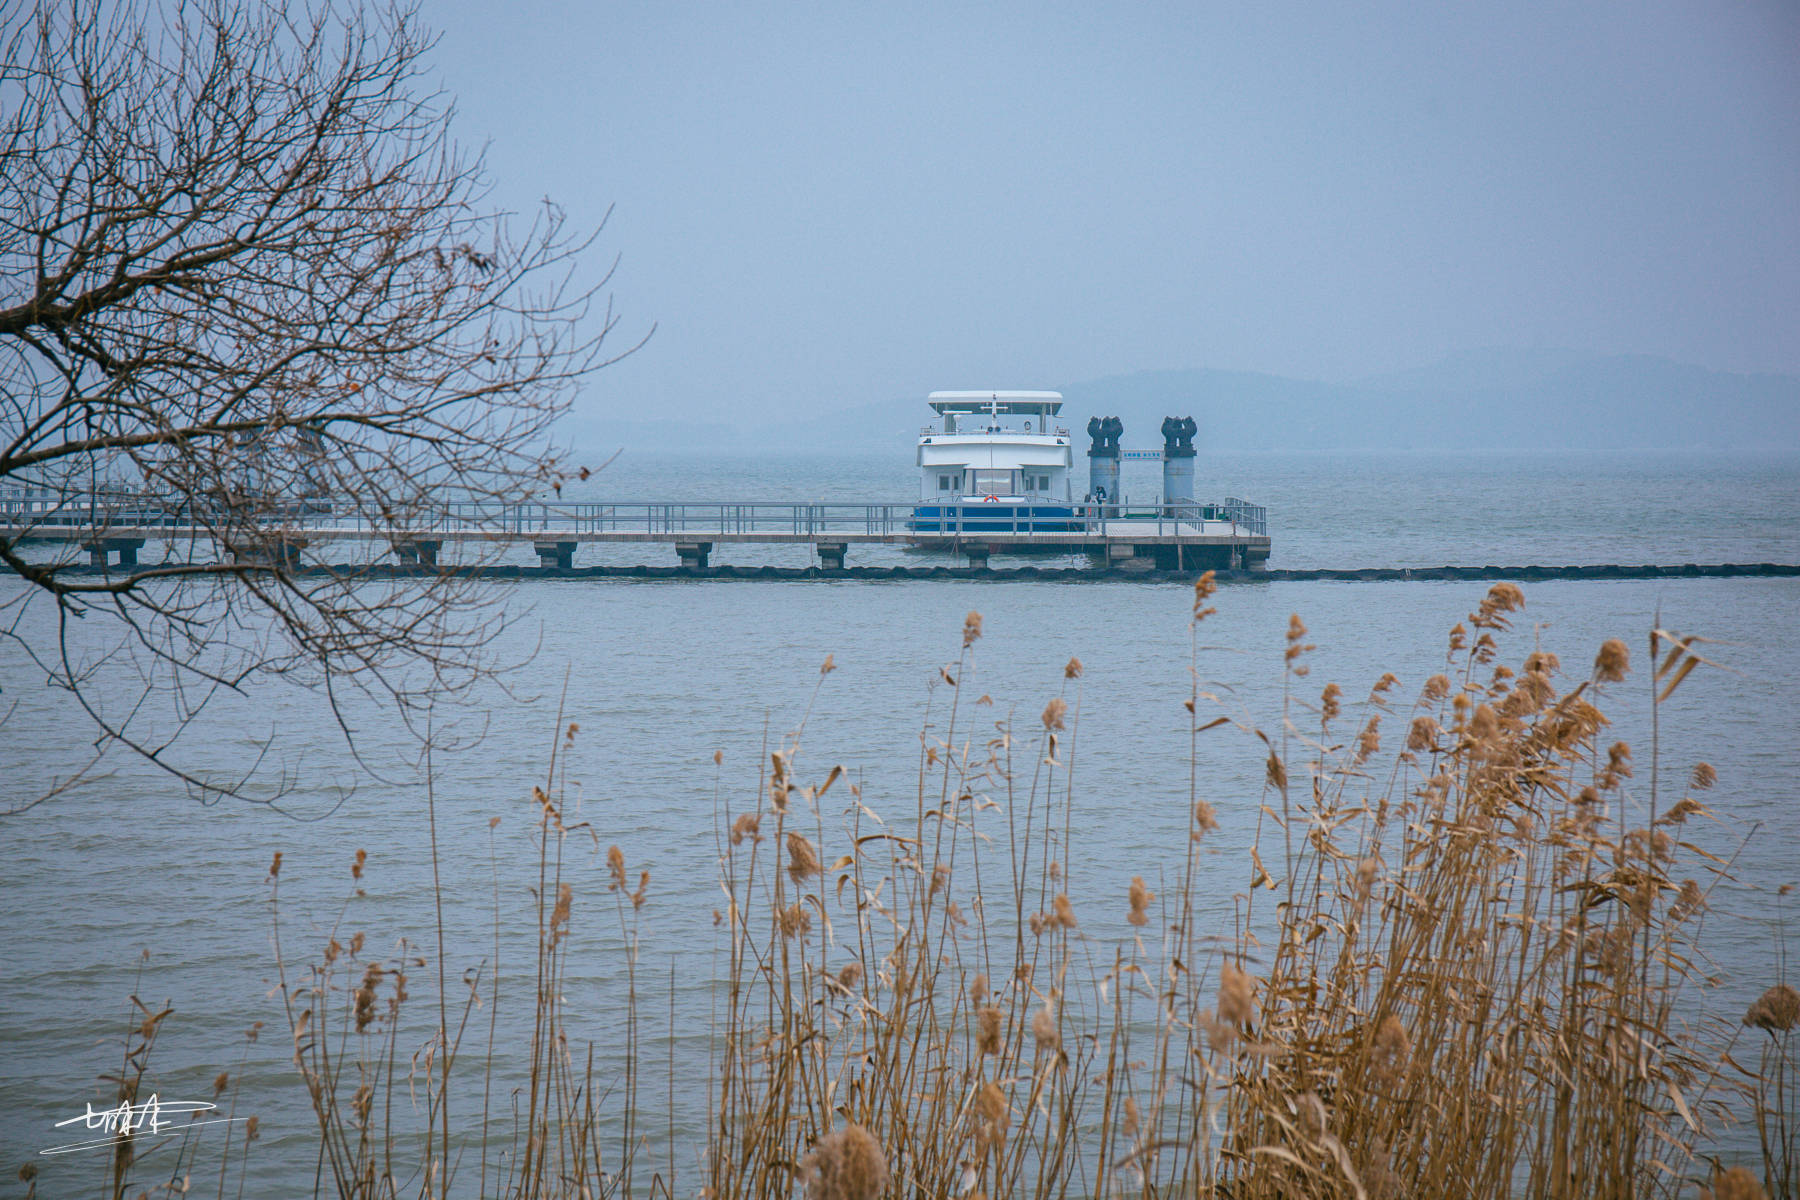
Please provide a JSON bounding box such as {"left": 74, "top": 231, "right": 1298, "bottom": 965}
{"left": 2, "top": 448, "right": 1797, "bottom": 1193}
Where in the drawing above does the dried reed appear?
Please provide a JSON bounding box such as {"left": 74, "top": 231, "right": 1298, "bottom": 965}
{"left": 70, "top": 582, "right": 1798, "bottom": 1200}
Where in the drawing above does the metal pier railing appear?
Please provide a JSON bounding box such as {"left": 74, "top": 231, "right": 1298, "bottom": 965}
{"left": 1, "top": 488, "right": 1269, "bottom": 541}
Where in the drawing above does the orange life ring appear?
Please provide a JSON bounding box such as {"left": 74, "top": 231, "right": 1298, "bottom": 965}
{"left": 982, "top": 494, "right": 1000, "bottom": 503}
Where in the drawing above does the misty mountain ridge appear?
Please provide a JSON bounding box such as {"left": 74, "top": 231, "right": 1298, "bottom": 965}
{"left": 564, "top": 349, "right": 1800, "bottom": 456}
{"left": 1060, "top": 352, "right": 1800, "bottom": 453}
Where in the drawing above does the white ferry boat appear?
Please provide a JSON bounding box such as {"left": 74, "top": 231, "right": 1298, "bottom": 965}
{"left": 909, "top": 391, "right": 1083, "bottom": 533}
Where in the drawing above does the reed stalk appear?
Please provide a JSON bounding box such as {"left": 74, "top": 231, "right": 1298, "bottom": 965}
{"left": 71, "top": 581, "right": 1798, "bottom": 1200}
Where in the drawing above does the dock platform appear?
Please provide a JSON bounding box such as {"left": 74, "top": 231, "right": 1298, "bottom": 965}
{"left": 2, "top": 496, "right": 1272, "bottom": 572}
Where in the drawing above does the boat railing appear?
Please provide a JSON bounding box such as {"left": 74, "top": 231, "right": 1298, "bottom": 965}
{"left": 909, "top": 500, "right": 1266, "bottom": 539}
{"left": 917, "top": 426, "right": 1075, "bottom": 438}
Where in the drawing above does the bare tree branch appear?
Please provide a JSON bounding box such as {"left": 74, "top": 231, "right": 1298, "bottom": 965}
{"left": 0, "top": 0, "right": 643, "bottom": 812}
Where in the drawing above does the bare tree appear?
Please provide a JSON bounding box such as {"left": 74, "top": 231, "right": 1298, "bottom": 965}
{"left": 0, "top": 0, "right": 639, "bottom": 811}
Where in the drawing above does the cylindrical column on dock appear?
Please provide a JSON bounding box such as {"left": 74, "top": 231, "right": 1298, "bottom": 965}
{"left": 1087, "top": 415, "right": 1122, "bottom": 513}
{"left": 1161, "top": 416, "right": 1197, "bottom": 516}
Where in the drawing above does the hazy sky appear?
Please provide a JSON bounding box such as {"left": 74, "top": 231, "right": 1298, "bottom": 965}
{"left": 432, "top": 1, "right": 1800, "bottom": 424}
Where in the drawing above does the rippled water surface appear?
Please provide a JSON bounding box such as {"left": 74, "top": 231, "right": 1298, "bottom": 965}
{"left": 3, "top": 449, "right": 1797, "bottom": 1191}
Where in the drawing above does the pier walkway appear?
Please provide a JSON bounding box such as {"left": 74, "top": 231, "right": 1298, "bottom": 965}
{"left": 1, "top": 493, "right": 1272, "bottom": 571}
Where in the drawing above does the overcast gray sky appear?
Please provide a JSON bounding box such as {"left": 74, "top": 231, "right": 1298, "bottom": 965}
{"left": 432, "top": 0, "right": 1799, "bottom": 424}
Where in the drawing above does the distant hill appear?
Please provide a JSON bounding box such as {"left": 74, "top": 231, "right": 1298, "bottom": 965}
{"left": 1058, "top": 351, "right": 1800, "bottom": 453}
{"left": 563, "top": 349, "right": 1800, "bottom": 454}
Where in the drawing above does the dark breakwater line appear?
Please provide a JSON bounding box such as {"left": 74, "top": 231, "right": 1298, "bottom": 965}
{"left": 61, "top": 561, "right": 1797, "bottom": 582}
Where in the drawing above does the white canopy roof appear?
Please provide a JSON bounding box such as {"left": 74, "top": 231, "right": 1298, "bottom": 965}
{"left": 927, "top": 390, "right": 1063, "bottom": 416}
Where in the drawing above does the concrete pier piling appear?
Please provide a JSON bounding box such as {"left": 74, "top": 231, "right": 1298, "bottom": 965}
{"left": 392, "top": 539, "right": 441, "bottom": 566}
{"left": 533, "top": 541, "right": 576, "bottom": 569}
{"left": 81, "top": 537, "right": 144, "bottom": 569}
{"left": 228, "top": 538, "right": 305, "bottom": 570}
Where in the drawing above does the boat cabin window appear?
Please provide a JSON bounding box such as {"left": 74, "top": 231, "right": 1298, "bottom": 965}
{"left": 937, "top": 474, "right": 956, "bottom": 492}
{"left": 973, "top": 469, "right": 1012, "bottom": 495}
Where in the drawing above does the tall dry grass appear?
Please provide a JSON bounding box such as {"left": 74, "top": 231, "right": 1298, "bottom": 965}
{"left": 265, "top": 712, "right": 654, "bottom": 1200}
{"left": 694, "top": 581, "right": 1789, "bottom": 1200}
{"left": 44, "top": 579, "right": 1799, "bottom": 1200}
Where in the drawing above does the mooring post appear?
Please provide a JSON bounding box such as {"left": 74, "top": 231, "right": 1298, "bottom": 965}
{"left": 816, "top": 542, "right": 847, "bottom": 570}
{"left": 964, "top": 543, "right": 991, "bottom": 569}
{"left": 675, "top": 541, "right": 712, "bottom": 570}
{"left": 533, "top": 541, "right": 576, "bottom": 569}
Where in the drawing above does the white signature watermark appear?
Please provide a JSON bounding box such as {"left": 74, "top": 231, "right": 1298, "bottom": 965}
{"left": 41, "top": 1094, "right": 244, "bottom": 1156}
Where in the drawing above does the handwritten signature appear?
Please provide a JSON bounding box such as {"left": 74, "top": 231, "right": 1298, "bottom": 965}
{"left": 42, "top": 1095, "right": 243, "bottom": 1156}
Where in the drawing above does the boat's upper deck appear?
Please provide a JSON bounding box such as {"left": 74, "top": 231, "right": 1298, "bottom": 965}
{"left": 923, "top": 391, "right": 1069, "bottom": 439}
{"left": 918, "top": 391, "right": 1074, "bottom": 498}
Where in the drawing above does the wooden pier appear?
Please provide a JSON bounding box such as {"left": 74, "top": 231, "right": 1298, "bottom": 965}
{"left": 2, "top": 494, "right": 1272, "bottom": 572}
